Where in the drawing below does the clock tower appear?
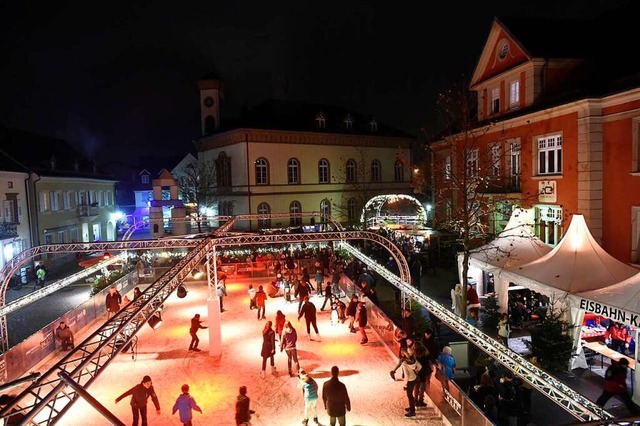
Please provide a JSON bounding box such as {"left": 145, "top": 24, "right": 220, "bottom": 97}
{"left": 198, "top": 74, "right": 224, "bottom": 136}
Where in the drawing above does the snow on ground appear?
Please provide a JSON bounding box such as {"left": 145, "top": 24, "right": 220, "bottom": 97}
{"left": 38, "top": 275, "right": 443, "bottom": 425}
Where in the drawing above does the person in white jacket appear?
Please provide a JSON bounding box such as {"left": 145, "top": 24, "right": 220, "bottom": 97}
{"left": 399, "top": 348, "right": 422, "bottom": 418}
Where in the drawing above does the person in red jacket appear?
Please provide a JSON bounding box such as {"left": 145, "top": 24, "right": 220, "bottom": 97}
{"left": 605, "top": 322, "right": 631, "bottom": 355}
{"left": 466, "top": 283, "right": 481, "bottom": 322}
{"left": 596, "top": 358, "right": 640, "bottom": 415}
{"left": 255, "top": 285, "right": 267, "bottom": 320}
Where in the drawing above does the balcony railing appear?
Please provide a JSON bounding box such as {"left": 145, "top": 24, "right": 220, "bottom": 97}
{"left": 77, "top": 204, "right": 99, "bottom": 217}
{"left": 478, "top": 175, "right": 521, "bottom": 194}
{"left": 0, "top": 222, "right": 18, "bottom": 239}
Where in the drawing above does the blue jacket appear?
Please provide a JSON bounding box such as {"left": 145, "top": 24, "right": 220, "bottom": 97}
{"left": 172, "top": 393, "right": 202, "bottom": 422}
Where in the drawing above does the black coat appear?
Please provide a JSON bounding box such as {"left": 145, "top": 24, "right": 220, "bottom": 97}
{"left": 116, "top": 383, "right": 160, "bottom": 410}
{"left": 261, "top": 329, "right": 276, "bottom": 357}
{"left": 322, "top": 377, "right": 351, "bottom": 416}
{"left": 298, "top": 301, "right": 317, "bottom": 321}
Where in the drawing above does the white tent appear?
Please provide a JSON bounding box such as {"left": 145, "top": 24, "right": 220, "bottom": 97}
{"left": 501, "top": 214, "right": 639, "bottom": 297}
{"left": 572, "top": 272, "right": 640, "bottom": 327}
{"left": 459, "top": 208, "right": 551, "bottom": 312}
{"left": 501, "top": 213, "right": 639, "bottom": 370}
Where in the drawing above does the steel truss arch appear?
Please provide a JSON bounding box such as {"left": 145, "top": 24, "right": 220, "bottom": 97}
{"left": 0, "top": 232, "right": 408, "bottom": 425}
{"left": 340, "top": 242, "right": 613, "bottom": 423}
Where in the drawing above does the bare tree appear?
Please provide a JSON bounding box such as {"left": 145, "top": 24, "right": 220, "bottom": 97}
{"left": 421, "top": 83, "right": 533, "bottom": 318}
{"left": 177, "top": 160, "right": 217, "bottom": 232}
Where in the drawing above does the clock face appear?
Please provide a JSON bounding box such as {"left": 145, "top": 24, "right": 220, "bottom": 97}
{"left": 203, "top": 96, "right": 214, "bottom": 107}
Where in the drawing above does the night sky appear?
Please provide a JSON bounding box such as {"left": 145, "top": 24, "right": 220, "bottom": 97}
{"left": 0, "top": 1, "right": 629, "bottom": 166}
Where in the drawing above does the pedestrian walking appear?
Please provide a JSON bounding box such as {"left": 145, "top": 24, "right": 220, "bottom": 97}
{"left": 235, "top": 385, "right": 255, "bottom": 426}
{"left": 275, "top": 310, "right": 286, "bottom": 342}
{"left": 55, "top": 321, "right": 74, "bottom": 351}
{"left": 105, "top": 286, "right": 122, "bottom": 320}
{"left": 596, "top": 358, "right": 640, "bottom": 415}
{"left": 260, "top": 320, "right": 277, "bottom": 378}
{"left": 399, "top": 348, "right": 422, "bottom": 418}
{"left": 298, "top": 370, "right": 319, "bottom": 426}
{"left": 346, "top": 295, "right": 358, "bottom": 333}
{"left": 497, "top": 313, "right": 510, "bottom": 347}
{"left": 115, "top": 375, "right": 161, "bottom": 426}
{"left": 189, "top": 314, "right": 207, "bottom": 352}
{"left": 322, "top": 366, "right": 351, "bottom": 426}
{"left": 298, "top": 296, "right": 321, "bottom": 341}
{"left": 172, "top": 384, "right": 202, "bottom": 426}
{"left": 35, "top": 265, "right": 46, "bottom": 288}
{"left": 437, "top": 346, "right": 456, "bottom": 391}
{"left": 248, "top": 284, "right": 257, "bottom": 310}
{"left": 413, "top": 341, "right": 432, "bottom": 408}
{"left": 255, "top": 285, "right": 267, "bottom": 320}
{"left": 280, "top": 320, "right": 300, "bottom": 377}
{"left": 216, "top": 279, "right": 227, "bottom": 312}
{"left": 355, "top": 301, "right": 368, "bottom": 344}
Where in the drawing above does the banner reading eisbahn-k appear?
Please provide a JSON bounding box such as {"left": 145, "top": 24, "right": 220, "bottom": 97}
{"left": 576, "top": 297, "right": 640, "bottom": 327}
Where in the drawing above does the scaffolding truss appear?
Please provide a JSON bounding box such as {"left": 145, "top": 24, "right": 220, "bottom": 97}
{"left": 339, "top": 241, "right": 613, "bottom": 422}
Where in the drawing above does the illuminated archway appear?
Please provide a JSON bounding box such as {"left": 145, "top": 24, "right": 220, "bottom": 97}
{"left": 360, "top": 194, "right": 427, "bottom": 227}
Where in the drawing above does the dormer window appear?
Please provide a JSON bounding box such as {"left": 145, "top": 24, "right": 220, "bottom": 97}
{"left": 315, "top": 112, "right": 327, "bottom": 129}
{"left": 509, "top": 81, "right": 520, "bottom": 109}
{"left": 141, "top": 174, "right": 150, "bottom": 184}
{"left": 50, "top": 156, "right": 56, "bottom": 170}
{"left": 344, "top": 114, "right": 353, "bottom": 130}
{"left": 491, "top": 87, "right": 500, "bottom": 115}
{"left": 368, "top": 119, "right": 378, "bottom": 132}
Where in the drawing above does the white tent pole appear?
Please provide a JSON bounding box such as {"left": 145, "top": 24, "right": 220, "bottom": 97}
{"left": 569, "top": 307, "right": 587, "bottom": 370}
{"left": 495, "top": 275, "right": 509, "bottom": 314}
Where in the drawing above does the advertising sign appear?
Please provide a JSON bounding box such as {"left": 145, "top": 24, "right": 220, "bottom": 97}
{"left": 538, "top": 180, "right": 557, "bottom": 202}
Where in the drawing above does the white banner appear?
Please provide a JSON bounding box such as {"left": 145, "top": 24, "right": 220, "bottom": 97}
{"left": 577, "top": 298, "right": 639, "bottom": 326}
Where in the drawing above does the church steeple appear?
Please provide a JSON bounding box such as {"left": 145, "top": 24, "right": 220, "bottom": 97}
{"left": 198, "top": 74, "right": 224, "bottom": 136}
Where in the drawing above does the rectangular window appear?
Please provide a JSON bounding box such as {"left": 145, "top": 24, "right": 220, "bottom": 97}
{"left": 50, "top": 192, "right": 61, "bottom": 211}
{"left": 509, "top": 81, "right": 520, "bottom": 108}
{"left": 57, "top": 231, "right": 65, "bottom": 243}
{"left": 70, "top": 228, "right": 79, "bottom": 242}
{"left": 491, "top": 88, "right": 500, "bottom": 115}
{"left": 105, "top": 191, "right": 112, "bottom": 206}
{"left": 538, "top": 134, "right": 563, "bottom": 175}
{"left": 63, "top": 192, "right": 71, "bottom": 210}
{"left": 466, "top": 149, "right": 479, "bottom": 177}
{"left": 3, "top": 200, "right": 12, "bottom": 222}
{"left": 444, "top": 155, "right": 451, "bottom": 180}
{"left": 141, "top": 174, "right": 150, "bottom": 184}
{"left": 17, "top": 202, "right": 23, "bottom": 224}
{"left": 39, "top": 191, "right": 50, "bottom": 212}
{"left": 509, "top": 140, "right": 521, "bottom": 191}
{"left": 535, "top": 206, "right": 563, "bottom": 246}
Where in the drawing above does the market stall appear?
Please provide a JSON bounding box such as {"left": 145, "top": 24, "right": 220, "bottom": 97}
{"left": 459, "top": 208, "right": 551, "bottom": 313}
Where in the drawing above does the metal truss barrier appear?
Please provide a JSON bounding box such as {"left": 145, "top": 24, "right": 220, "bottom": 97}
{"left": 0, "top": 255, "right": 124, "bottom": 318}
{"left": 0, "top": 239, "right": 201, "bottom": 354}
{"left": 338, "top": 242, "right": 614, "bottom": 423}
{"left": 0, "top": 231, "right": 408, "bottom": 425}
{"left": 0, "top": 237, "right": 215, "bottom": 426}
{"left": 121, "top": 215, "right": 233, "bottom": 240}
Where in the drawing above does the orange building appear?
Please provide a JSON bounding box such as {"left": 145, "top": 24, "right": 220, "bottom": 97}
{"left": 431, "top": 7, "right": 640, "bottom": 265}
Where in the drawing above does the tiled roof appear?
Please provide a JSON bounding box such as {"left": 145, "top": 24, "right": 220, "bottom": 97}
{"left": 0, "top": 126, "right": 114, "bottom": 179}
{"left": 215, "top": 99, "right": 415, "bottom": 138}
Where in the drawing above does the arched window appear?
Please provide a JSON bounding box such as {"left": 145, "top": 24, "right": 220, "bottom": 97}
{"left": 204, "top": 115, "right": 216, "bottom": 135}
{"left": 344, "top": 114, "right": 353, "bottom": 130}
{"left": 288, "top": 158, "right": 300, "bottom": 184}
{"left": 368, "top": 119, "right": 378, "bottom": 132}
{"left": 315, "top": 112, "right": 327, "bottom": 129}
{"left": 257, "top": 202, "right": 271, "bottom": 228}
{"left": 346, "top": 159, "right": 357, "bottom": 183}
{"left": 371, "top": 160, "right": 381, "bottom": 182}
{"left": 347, "top": 198, "right": 357, "bottom": 223}
{"left": 320, "top": 198, "right": 331, "bottom": 220}
{"left": 219, "top": 200, "right": 234, "bottom": 216}
{"left": 255, "top": 158, "right": 269, "bottom": 185}
{"left": 394, "top": 160, "right": 404, "bottom": 182}
{"left": 289, "top": 200, "right": 302, "bottom": 226}
{"left": 216, "top": 152, "right": 232, "bottom": 188}
{"left": 318, "top": 159, "right": 330, "bottom": 184}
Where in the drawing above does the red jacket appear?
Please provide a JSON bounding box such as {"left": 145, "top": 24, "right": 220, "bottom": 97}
{"left": 255, "top": 290, "right": 267, "bottom": 307}
{"left": 606, "top": 325, "right": 631, "bottom": 343}
{"left": 604, "top": 363, "right": 629, "bottom": 394}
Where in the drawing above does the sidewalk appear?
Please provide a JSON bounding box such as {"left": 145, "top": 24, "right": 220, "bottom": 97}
{"left": 17, "top": 276, "right": 445, "bottom": 426}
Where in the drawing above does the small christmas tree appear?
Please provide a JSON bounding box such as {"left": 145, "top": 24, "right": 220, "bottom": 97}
{"left": 524, "top": 298, "right": 575, "bottom": 372}
{"left": 480, "top": 294, "right": 500, "bottom": 330}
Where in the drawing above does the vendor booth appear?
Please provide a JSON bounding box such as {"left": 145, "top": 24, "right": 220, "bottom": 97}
{"left": 459, "top": 208, "right": 551, "bottom": 313}
{"left": 500, "top": 214, "right": 639, "bottom": 375}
